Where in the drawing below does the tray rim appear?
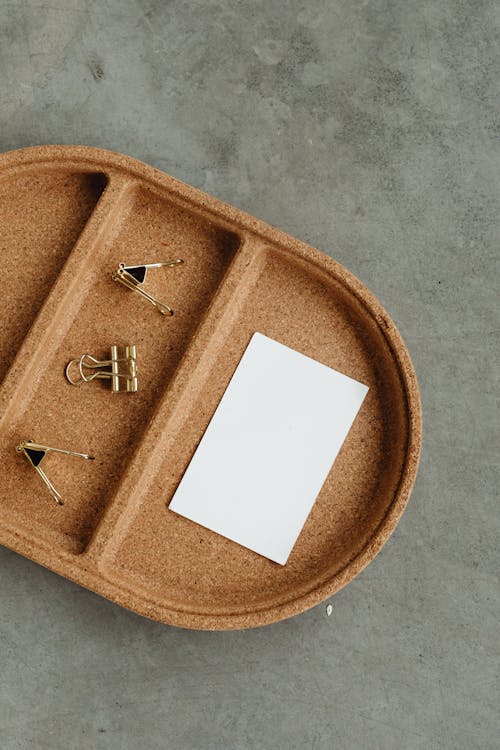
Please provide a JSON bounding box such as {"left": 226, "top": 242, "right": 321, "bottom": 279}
{"left": 0, "top": 144, "right": 422, "bottom": 629}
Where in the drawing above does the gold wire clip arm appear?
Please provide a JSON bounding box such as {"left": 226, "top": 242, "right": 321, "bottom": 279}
{"left": 16, "top": 440, "right": 94, "bottom": 506}
{"left": 111, "top": 259, "right": 184, "bottom": 316}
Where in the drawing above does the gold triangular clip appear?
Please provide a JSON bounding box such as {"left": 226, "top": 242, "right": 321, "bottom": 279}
{"left": 112, "top": 259, "right": 184, "bottom": 315}
{"left": 16, "top": 440, "right": 94, "bottom": 505}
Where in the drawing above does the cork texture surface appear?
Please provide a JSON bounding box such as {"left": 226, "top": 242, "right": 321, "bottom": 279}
{"left": 0, "top": 145, "right": 421, "bottom": 629}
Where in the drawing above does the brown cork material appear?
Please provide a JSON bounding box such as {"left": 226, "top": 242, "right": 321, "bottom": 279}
{"left": 0, "top": 145, "right": 421, "bottom": 630}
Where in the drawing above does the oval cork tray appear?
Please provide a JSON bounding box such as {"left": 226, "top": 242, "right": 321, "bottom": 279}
{"left": 0, "top": 145, "right": 421, "bottom": 630}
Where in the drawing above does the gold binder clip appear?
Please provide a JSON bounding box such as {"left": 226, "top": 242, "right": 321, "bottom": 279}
{"left": 112, "top": 259, "right": 184, "bottom": 315}
{"left": 16, "top": 440, "right": 94, "bottom": 506}
{"left": 65, "top": 345, "right": 138, "bottom": 393}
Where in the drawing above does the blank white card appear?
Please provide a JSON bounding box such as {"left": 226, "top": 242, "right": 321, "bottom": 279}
{"left": 169, "top": 332, "right": 369, "bottom": 565}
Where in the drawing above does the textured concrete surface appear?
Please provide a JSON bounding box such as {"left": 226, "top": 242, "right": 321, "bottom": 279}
{"left": 0, "top": 1, "right": 498, "bottom": 748}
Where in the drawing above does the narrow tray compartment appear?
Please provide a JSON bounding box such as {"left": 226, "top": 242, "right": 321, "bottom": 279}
{"left": 0, "top": 183, "right": 240, "bottom": 553}
{"left": 0, "top": 168, "right": 106, "bottom": 384}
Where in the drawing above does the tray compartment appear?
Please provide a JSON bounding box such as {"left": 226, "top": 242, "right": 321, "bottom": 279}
{"left": 0, "top": 183, "right": 241, "bottom": 554}
{"left": 100, "top": 246, "right": 410, "bottom": 614}
{"left": 0, "top": 169, "right": 106, "bottom": 385}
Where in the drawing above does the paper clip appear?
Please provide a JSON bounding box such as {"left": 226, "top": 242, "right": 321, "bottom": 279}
{"left": 16, "top": 439, "right": 94, "bottom": 505}
{"left": 112, "top": 259, "right": 184, "bottom": 315}
{"left": 65, "top": 345, "right": 138, "bottom": 393}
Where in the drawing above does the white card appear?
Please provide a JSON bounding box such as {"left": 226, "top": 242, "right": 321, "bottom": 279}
{"left": 169, "top": 332, "right": 368, "bottom": 565}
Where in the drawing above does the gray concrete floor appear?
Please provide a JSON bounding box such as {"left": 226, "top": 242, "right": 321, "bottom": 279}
{"left": 0, "top": 1, "right": 498, "bottom": 748}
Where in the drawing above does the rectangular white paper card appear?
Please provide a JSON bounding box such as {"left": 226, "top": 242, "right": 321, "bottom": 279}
{"left": 169, "top": 332, "right": 369, "bottom": 565}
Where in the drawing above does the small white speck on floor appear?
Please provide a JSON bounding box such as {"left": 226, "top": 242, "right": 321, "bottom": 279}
{"left": 326, "top": 603, "right": 333, "bottom": 617}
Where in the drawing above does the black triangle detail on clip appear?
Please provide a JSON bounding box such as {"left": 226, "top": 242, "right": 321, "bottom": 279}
{"left": 25, "top": 447, "right": 46, "bottom": 467}
{"left": 125, "top": 266, "right": 147, "bottom": 284}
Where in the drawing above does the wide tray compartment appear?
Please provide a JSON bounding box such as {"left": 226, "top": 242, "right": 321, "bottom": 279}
{"left": 0, "top": 146, "right": 421, "bottom": 629}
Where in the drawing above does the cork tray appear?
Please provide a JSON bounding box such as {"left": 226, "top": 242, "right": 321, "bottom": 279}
{"left": 0, "top": 146, "right": 421, "bottom": 630}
